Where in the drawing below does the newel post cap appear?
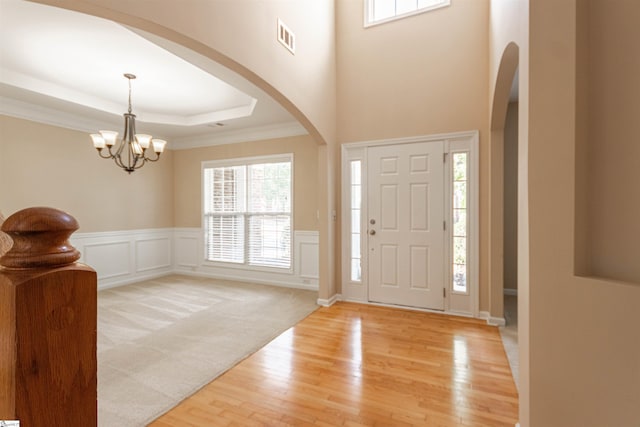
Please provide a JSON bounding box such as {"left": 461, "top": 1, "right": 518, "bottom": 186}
{"left": 0, "top": 206, "right": 81, "bottom": 269}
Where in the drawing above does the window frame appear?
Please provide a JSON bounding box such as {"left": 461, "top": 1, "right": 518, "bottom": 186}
{"left": 349, "top": 159, "right": 363, "bottom": 283}
{"left": 450, "top": 150, "right": 470, "bottom": 295}
{"left": 201, "top": 153, "right": 294, "bottom": 273}
{"left": 364, "top": 0, "right": 451, "bottom": 28}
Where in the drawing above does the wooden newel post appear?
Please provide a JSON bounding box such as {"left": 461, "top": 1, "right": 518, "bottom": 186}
{"left": 0, "top": 207, "right": 97, "bottom": 426}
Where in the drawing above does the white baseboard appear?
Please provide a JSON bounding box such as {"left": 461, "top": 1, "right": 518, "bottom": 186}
{"left": 317, "top": 294, "right": 340, "bottom": 307}
{"left": 504, "top": 288, "right": 518, "bottom": 296}
{"left": 176, "top": 269, "right": 318, "bottom": 291}
{"left": 478, "top": 311, "right": 506, "bottom": 326}
{"left": 336, "top": 297, "right": 481, "bottom": 323}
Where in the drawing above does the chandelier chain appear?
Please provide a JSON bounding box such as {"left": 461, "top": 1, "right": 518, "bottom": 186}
{"left": 124, "top": 73, "right": 136, "bottom": 114}
{"left": 127, "top": 75, "right": 133, "bottom": 114}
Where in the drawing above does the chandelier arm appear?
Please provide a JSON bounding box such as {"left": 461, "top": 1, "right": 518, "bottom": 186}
{"left": 132, "top": 155, "right": 143, "bottom": 170}
{"left": 143, "top": 151, "right": 162, "bottom": 163}
{"left": 114, "top": 139, "right": 127, "bottom": 158}
{"left": 116, "top": 154, "right": 136, "bottom": 173}
{"left": 130, "top": 157, "right": 146, "bottom": 171}
{"left": 125, "top": 153, "right": 138, "bottom": 172}
{"left": 115, "top": 148, "right": 136, "bottom": 171}
{"left": 96, "top": 149, "right": 114, "bottom": 159}
{"left": 113, "top": 153, "right": 127, "bottom": 170}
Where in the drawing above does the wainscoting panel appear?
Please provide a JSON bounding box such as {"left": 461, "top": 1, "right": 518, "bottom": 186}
{"left": 83, "top": 240, "right": 130, "bottom": 280}
{"left": 173, "top": 228, "right": 319, "bottom": 290}
{"left": 136, "top": 237, "right": 171, "bottom": 273}
{"left": 295, "top": 231, "right": 319, "bottom": 279}
{"left": 174, "top": 229, "right": 200, "bottom": 269}
{"left": 71, "top": 229, "right": 174, "bottom": 290}
{"left": 71, "top": 228, "right": 319, "bottom": 291}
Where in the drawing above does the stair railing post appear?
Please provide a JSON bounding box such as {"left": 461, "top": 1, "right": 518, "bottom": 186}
{"left": 0, "top": 207, "right": 97, "bottom": 426}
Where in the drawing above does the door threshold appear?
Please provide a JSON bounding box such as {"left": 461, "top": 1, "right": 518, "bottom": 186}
{"left": 342, "top": 298, "right": 477, "bottom": 320}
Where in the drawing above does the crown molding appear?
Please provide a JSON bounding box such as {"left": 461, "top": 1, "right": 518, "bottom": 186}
{"left": 1, "top": 97, "right": 308, "bottom": 148}
{"left": 0, "top": 95, "right": 112, "bottom": 134}
{"left": 171, "top": 121, "right": 309, "bottom": 150}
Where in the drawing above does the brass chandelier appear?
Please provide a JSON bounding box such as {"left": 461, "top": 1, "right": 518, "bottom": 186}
{"left": 90, "top": 74, "right": 167, "bottom": 173}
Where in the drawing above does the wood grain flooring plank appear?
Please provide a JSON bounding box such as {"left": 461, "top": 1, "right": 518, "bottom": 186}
{"left": 150, "top": 302, "right": 518, "bottom": 426}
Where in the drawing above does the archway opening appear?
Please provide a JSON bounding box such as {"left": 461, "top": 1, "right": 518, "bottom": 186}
{"left": 489, "top": 41, "right": 519, "bottom": 385}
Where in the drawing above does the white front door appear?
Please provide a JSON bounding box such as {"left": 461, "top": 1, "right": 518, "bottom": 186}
{"left": 367, "top": 141, "right": 445, "bottom": 310}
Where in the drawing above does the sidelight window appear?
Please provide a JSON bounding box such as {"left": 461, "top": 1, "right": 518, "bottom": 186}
{"left": 350, "top": 160, "right": 363, "bottom": 282}
{"left": 452, "top": 152, "right": 468, "bottom": 293}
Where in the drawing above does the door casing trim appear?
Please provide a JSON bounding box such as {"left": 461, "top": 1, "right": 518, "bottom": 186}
{"left": 340, "top": 130, "right": 479, "bottom": 317}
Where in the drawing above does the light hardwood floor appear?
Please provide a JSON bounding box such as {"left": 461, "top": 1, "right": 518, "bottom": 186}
{"left": 150, "top": 302, "right": 518, "bottom": 426}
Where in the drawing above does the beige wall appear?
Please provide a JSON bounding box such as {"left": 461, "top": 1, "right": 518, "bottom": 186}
{"left": 0, "top": 115, "right": 174, "bottom": 232}
{"left": 581, "top": 0, "right": 640, "bottom": 284}
{"left": 526, "top": 0, "right": 640, "bottom": 425}
{"left": 503, "top": 101, "right": 518, "bottom": 290}
{"left": 172, "top": 135, "right": 318, "bottom": 231}
{"left": 336, "top": 0, "right": 489, "bottom": 143}
{"left": 0, "top": 116, "right": 316, "bottom": 233}
{"left": 336, "top": 0, "right": 490, "bottom": 305}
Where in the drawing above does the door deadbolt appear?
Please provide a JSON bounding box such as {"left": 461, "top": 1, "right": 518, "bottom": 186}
{"left": 370, "top": 219, "right": 376, "bottom": 225}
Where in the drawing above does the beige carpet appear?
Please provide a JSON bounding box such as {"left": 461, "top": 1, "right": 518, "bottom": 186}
{"left": 97, "top": 275, "right": 318, "bottom": 427}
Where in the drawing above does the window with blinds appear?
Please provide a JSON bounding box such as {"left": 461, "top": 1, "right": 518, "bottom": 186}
{"left": 203, "top": 155, "right": 292, "bottom": 269}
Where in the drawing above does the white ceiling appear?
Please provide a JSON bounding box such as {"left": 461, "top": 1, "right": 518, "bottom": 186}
{"left": 0, "top": 0, "right": 306, "bottom": 149}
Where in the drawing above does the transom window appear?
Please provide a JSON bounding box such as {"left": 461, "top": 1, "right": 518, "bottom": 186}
{"left": 365, "top": 0, "right": 450, "bottom": 27}
{"left": 203, "top": 155, "right": 292, "bottom": 270}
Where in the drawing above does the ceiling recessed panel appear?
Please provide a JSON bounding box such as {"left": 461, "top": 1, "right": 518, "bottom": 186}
{"left": 0, "top": 0, "right": 256, "bottom": 126}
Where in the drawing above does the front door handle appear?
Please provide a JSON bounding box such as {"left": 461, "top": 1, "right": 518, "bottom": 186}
{"left": 369, "top": 229, "right": 376, "bottom": 236}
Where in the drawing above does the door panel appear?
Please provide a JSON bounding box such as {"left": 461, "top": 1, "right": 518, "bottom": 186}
{"left": 410, "top": 245, "right": 429, "bottom": 289}
{"left": 368, "top": 141, "right": 444, "bottom": 310}
{"left": 380, "top": 244, "right": 399, "bottom": 287}
{"left": 380, "top": 185, "right": 398, "bottom": 230}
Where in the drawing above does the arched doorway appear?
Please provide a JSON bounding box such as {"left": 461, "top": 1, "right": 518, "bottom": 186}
{"left": 489, "top": 41, "right": 519, "bottom": 319}
{"left": 489, "top": 41, "right": 520, "bottom": 384}
{"left": 25, "top": 0, "right": 336, "bottom": 301}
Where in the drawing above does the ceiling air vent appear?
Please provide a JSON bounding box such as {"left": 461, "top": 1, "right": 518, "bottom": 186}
{"left": 277, "top": 19, "right": 295, "bottom": 55}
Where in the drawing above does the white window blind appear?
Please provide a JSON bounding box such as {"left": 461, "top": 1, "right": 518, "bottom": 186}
{"left": 203, "top": 156, "right": 292, "bottom": 269}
